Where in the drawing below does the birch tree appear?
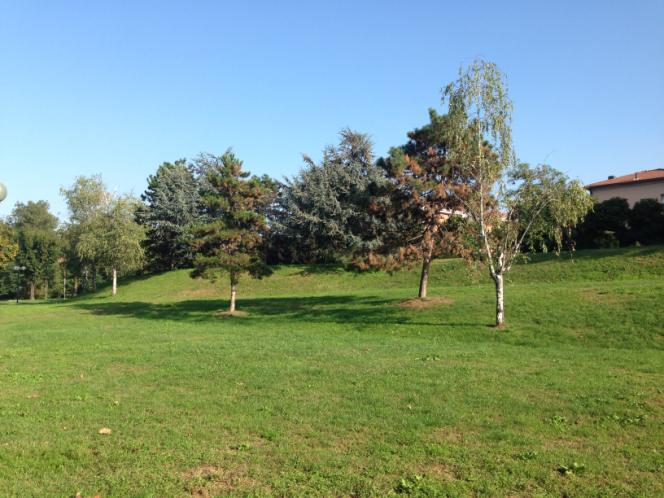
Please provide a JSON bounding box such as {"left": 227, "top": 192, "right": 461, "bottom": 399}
{"left": 444, "top": 60, "right": 593, "bottom": 326}
{"left": 78, "top": 196, "right": 145, "bottom": 296}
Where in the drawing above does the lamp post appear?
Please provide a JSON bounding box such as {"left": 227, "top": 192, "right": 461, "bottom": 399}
{"left": 0, "top": 182, "right": 6, "bottom": 203}
{"left": 13, "top": 266, "right": 26, "bottom": 303}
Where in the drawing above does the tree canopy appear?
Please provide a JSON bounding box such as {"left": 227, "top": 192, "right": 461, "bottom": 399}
{"left": 191, "top": 151, "right": 274, "bottom": 313}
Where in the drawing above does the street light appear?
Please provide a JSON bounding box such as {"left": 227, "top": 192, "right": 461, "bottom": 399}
{"left": 13, "top": 266, "right": 26, "bottom": 303}
{"left": 0, "top": 182, "right": 7, "bottom": 202}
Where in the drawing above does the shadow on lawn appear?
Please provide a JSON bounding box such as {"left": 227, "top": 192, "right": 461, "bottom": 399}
{"left": 71, "top": 294, "right": 485, "bottom": 328}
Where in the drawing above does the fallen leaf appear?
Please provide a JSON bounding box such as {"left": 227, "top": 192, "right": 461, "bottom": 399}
{"left": 98, "top": 427, "right": 112, "bottom": 435}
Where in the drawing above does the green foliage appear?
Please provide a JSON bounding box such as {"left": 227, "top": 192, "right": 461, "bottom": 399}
{"left": 138, "top": 160, "right": 201, "bottom": 271}
{"left": 575, "top": 197, "right": 631, "bottom": 248}
{"left": 191, "top": 150, "right": 273, "bottom": 303}
{"left": 10, "top": 201, "right": 60, "bottom": 298}
{"left": 60, "top": 175, "right": 108, "bottom": 224}
{"left": 442, "top": 60, "right": 593, "bottom": 324}
{"left": 77, "top": 196, "right": 145, "bottom": 280}
{"left": 60, "top": 175, "right": 110, "bottom": 291}
{"left": 0, "top": 221, "right": 17, "bottom": 268}
{"left": 271, "top": 129, "right": 388, "bottom": 263}
{"left": 629, "top": 198, "right": 664, "bottom": 245}
{"left": 10, "top": 200, "right": 59, "bottom": 232}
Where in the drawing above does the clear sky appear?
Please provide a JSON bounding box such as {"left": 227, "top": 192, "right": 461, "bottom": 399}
{"left": 1, "top": 0, "right": 662, "bottom": 219}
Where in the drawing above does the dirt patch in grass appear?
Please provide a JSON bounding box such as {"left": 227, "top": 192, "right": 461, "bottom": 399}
{"left": 417, "top": 461, "right": 457, "bottom": 481}
{"left": 428, "top": 426, "right": 469, "bottom": 444}
{"left": 396, "top": 296, "right": 454, "bottom": 310}
{"left": 577, "top": 288, "right": 627, "bottom": 306}
{"left": 183, "top": 464, "right": 258, "bottom": 496}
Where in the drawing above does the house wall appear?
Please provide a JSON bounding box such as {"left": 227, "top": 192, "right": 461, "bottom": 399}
{"left": 590, "top": 180, "right": 664, "bottom": 207}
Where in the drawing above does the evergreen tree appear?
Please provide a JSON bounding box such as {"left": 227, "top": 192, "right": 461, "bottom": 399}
{"left": 371, "top": 109, "right": 468, "bottom": 298}
{"left": 191, "top": 151, "right": 273, "bottom": 314}
{"left": 138, "top": 160, "right": 201, "bottom": 271}
{"left": 272, "top": 129, "right": 387, "bottom": 263}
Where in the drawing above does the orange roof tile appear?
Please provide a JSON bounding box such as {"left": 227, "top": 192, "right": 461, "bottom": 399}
{"left": 586, "top": 169, "right": 664, "bottom": 189}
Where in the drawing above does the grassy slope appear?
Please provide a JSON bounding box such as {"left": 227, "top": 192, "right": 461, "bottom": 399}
{"left": 0, "top": 246, "right": 662, "bottom": 497}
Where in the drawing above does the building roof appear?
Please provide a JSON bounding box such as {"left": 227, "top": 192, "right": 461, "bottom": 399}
{"left": 586, "top": 169, "right": 664, "bottom": 189}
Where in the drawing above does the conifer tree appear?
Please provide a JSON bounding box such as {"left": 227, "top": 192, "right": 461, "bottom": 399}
{"left": 191, "top": 151, "right": 273, "bottom": 314}
{"left": 273, "top": 129, "right": 387, "bottom": 263}
{"left": 138, "top": 160, "right": 201, "bottom": 271}
{"left": 372, "top": 110, "right": 468, "bottom": 298}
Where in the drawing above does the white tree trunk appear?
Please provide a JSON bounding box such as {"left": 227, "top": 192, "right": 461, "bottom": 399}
{"left": 494, "top": 273, "right": 505, "bottom": 326}
{"left": 229, "top": 283, "right": 237, "bottom": 313}
{"left": 112, "top": 268, "right": 117, "bottom": 296}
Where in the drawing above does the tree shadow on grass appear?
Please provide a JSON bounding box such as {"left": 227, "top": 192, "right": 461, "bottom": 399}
{"left": 70, "top": 294, "right": 488, "bottom": 328}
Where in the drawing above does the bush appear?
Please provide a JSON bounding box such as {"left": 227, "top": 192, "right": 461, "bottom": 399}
{"left": 629, "top": 198, "right": 664, "bottom": 245}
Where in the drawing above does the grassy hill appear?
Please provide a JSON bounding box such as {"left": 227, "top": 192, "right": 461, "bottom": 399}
{"left": 0, "top": 246, "right": 662, "bottom": 496}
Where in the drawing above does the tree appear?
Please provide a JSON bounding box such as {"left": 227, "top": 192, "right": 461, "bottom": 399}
{"left": 0, "top": 221, "right": 17, "bottom": 268}
{"left": 60, "top": 175, "right": 108, "bottom": 291}
{"left": 271, "top": 129, "right": 388, "bottom": 263}
{"left": 138, "top": 160, "right": 201, "bottom": 271}
{"left": 444, "top": 60, "right": 593, "bottom": 326}
{"left": 11, "top": 201, "right": 60, "bottom": 299}
{"left": 629, "top": 198, "right": 664, "bottom": 245}
{"left": 191, "top": 150, "right": 273, "bottom": 314}
{"left": 77, "top": 196, "right": 145, "bottom": 296}
{"left": 574, "top": 197, "right": 631, "bottom": 248}
{"left": 372, "top": 110, "right": 467, "bottom": 298}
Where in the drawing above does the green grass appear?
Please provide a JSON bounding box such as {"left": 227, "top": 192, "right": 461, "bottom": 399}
{"left": 0, "top": 246, "right": 663, "bottom": 497}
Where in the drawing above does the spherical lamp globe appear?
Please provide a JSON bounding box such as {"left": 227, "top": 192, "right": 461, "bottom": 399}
{"left": 0, "top": 183, "right": 7, "bottom": 202}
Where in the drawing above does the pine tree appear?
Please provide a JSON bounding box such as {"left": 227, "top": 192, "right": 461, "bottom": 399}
{"left": 191, "top": 151, "right": 273, "bottom": 314}
{"left": 371, "top": 110, "right": 468, "bottom": 298}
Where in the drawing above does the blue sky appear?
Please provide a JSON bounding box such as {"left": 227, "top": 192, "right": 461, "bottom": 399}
{"left": 1, "top": 0, "right": 662, "bottom": 219}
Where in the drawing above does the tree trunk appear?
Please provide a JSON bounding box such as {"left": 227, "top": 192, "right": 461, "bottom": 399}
{"left": 44, "top": 279, "right": 48, "bottom": 300}
{"left": 112, "top": 268, "right": 117, "bottom": 296}
{"left": 419, "top": 257, "right": 431, "bottom": 299}
{"left": 494, "top": 273, "right": 505, "bottom": 327}
{"left": 418, "top": 237, "right": 434, "bottom": 299}
{"left": 229, "top": 273, "right": 238, "bottom": 313}
{"left": 92, "top": 268, "right": 97, "bottom": 292}
{"left": 29, "top": 282, "right": 35, "bottom": 300}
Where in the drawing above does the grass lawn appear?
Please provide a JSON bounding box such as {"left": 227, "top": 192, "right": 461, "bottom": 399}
{"left": 0, "top": 246, "right": 662, "bottom": 497}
